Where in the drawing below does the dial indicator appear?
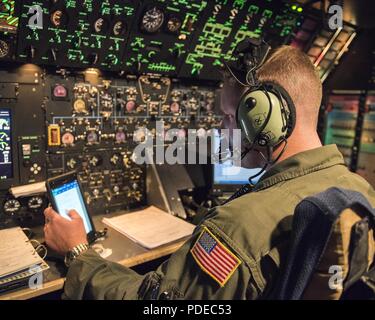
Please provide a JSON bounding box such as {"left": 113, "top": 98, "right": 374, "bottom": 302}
{"left": 0, "top": 40, "right": 9, "bottom": 58}
{"left": 51, "top": 10, "right": 66, "bottom": 27}
{"left": 167, "top": 16, "right": 181, "bottom": 33}
{"left": 73, "top": 99, "right": 87, "bottom": 114}
{"left": 27, "top": 196, "right": 43, "bottom": 210}
{"left": 115, "top": 130, "right": 126, "bottom": 143}
{"left": 141, "top": 7, "right": 164, "bottom": 33}
{"left": 87, "top": 130, "right": 99, "bottom": 144}
{"left": 113, "top": 21, "right": 125, "bottom": 36}
{"left": 61, "top": 132, "right": 75, "bottom": 146}
{"left": 3, "top": 199, "right": 21, "bottom": 216}
{"left": 94, "top": 18, "right": 107, "bottom": 33}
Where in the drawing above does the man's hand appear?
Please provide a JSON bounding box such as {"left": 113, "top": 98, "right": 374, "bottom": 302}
{"left": 44, "top": 207, "right": 88, "bottom": 255}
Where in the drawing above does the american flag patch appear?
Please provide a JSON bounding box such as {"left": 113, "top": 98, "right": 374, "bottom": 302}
{"left": 191, "top": 227, "right": 241, "bottom": 287}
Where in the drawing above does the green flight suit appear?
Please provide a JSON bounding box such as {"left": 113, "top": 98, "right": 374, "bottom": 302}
{"left": 62, "top": 145, "right": 375, "bottom": 300}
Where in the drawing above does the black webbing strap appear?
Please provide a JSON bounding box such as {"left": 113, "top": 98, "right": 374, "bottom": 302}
{"left": 272, "top": 187, "right": 375, "bottom": 300}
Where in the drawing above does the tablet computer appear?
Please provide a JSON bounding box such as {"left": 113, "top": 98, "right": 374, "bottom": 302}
{"left": 46, "top": 171, "right": 96, "bottom": 244}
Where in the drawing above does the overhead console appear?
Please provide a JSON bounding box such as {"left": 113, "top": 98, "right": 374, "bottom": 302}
{"left": 1, "top": 0, "right": 303, "bottom": 80}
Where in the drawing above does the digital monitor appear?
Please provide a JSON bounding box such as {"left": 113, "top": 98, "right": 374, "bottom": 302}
{"left": 0, "top": 108, "right": 13, "bottom": 181}
{"left": 212, "top": 129, "right": 263, "bottom": 186}
{"left": 50, "top": 180, "right": 93, "bottom": 234}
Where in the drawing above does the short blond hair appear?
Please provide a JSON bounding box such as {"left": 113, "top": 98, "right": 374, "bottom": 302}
{"left": 257, "top": 45, "right": 322, "bottom": 127}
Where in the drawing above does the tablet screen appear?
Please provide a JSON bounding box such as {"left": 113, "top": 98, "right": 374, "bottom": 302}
{"left": 51, "top": 179, "right": 93, "bottom": 234}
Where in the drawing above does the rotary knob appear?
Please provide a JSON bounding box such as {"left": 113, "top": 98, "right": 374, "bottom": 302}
{"left": 89, "top": 156, "right": 100, "bottom": 167}
{"left": 133, "top": 191, "right": 142, "bottom": 202}
{"left": 110, "top": 154, "right": 120, "bottom": 165}
{"left": 67, "top": 158, "right": 77, "bottom": 169}
{"left": 123, "top": 155, "right": 131, "bottom": 169}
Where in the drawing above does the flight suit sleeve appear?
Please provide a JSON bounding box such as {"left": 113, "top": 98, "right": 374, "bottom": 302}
{"left": 62, "top": 223, "right": 258, "bottom": 300}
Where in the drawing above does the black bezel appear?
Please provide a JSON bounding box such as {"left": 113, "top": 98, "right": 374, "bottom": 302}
{"left": 0, "top": 106, "right": 19, "bottom": 190}
{"left": 46, "top": 171, "right": 96, "bottom": 244}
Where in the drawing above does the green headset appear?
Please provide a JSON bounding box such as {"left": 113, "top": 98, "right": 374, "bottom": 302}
{"left": 226, "top": 38, "right": 296, "bottom": 160}
{"left": 236, "top": 82, "right": 296, "bottom": 149}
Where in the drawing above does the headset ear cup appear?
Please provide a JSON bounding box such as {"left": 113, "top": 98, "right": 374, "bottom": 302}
{"left": 264, "top": 82, "right": 296, "bottom": 139}
{"left": 236, "top": 83, "right": 296, "bottom": 148}
{"left": 235, "top": 87, "right": 252, "bottom": 138}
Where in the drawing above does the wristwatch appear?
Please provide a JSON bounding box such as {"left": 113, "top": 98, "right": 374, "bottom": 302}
{"left": 64, "top": 243, "right": 90, "bottom": 267}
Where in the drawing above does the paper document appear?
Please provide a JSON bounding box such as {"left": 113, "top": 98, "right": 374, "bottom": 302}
{"left": 103, "top": 206, "right": 195, "bottom": 249}
{"left": 10, "top": 181, "right": 46, "bottom": 198}
{"left": 0, "top": 227, "right": 48, "bottom": 280}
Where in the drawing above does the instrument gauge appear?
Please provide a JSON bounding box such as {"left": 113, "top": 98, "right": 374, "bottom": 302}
{"left": 94, "top": 18, "right": 107, "bottom": 33}
{"left": 167, "top": 16, "right": 182, "bottom": 33}
{"left": 61, "top": 132, "right": 75, "bottom": 146}
{"left": 27, "top": 196, "right": 44, "bottom": 211}
{"left": 73, "top": 99, "right": 87, "bottom": 114}
{"left": 115, "top": 130, "right": 126, "bottom": 143}
{"left": 113, "top": 21, "right": 125, "bottom": 36}
{"left": 141, "top": 7, "right": 164, "bottom": 33}
{"left": 87, "top": 130, "right": 99, "bottom": 144}
{"left": 51, "top": 10, "right": 64, "bottom": 27}
{"left": 3, "top": 199, "right": 21, "bottom": 216}
{"left": 0, "top": 40, "right": 9, "bottom": 58}
{"left": 53, "top": 85, "right": 67, "bottom": 98}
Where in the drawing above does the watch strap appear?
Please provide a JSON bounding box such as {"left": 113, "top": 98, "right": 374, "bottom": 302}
{"left": 65, "top": 243, "right": 90, "bottom": 267}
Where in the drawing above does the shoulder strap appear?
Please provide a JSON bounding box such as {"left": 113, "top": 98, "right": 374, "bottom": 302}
{"left": 273, "top": 187, "right": 375, "bottom": 300}
{"left": 303, "top": 187, "right": 375, "bottom": 223}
